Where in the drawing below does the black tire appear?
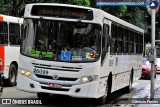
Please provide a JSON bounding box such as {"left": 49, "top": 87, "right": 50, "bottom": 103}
{"left": 126, "top": 73, "right": 133, "bottom": 93}
{"left": 0, "top": 74, "right": 3, "bottom": 97}
{"left": 8, "top": 64, "right": 17, "bottom": 86}
{"left": 37, "top": 93, "right": 50, "bottom": 104}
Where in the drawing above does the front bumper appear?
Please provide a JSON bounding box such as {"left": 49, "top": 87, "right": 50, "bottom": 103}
{"left": 17, "top": 73, "right": 99, "bottom": 98}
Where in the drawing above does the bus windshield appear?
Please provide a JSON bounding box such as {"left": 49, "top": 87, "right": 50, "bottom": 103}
{"left": 21, "top": 19, "right": 101, "bottom": 62}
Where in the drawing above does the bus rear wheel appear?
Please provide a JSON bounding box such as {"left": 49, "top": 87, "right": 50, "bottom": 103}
{"left": 8, "top": 64, "right": 17, "bottom": 86}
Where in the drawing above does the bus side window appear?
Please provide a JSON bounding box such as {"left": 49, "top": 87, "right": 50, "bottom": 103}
{"left": 9, "top": 23, "right": 20, "bottom": 45}
{"left": 102, "top": 24, "right": 109, "bottom": 51}
{"left": 0, "top": 22, "right": 8, "bottom": 45}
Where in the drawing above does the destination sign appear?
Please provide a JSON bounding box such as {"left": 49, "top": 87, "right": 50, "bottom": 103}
{"left": 31, "top": 5, "right": 93, "bottom": 20}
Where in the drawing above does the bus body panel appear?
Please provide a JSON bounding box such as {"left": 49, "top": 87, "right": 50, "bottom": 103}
{"left": 17, "top": 74, "right": 99, "bottom": 98}
{"left": 0, "top": 46, "right": 20, "bottom": 78}
{"left": 4, "top": 46, "right": 20, "bottom": 78}
{"left": 0, "top": 15, "right": 23, "bottom": 80}
{"left": 0, "top": 46, "right": 5, "bottom": 71}
{"left": 17, "top": 54, "right": 101, "bottom": 98}
{"left": 24, "top": 4, "right": 144, "bottom": 33}
{"left": 17, "top": 3, "right": 144, "bottom": 99}
{"left": 0, "top": 14, "right": 22, "bottom": 23}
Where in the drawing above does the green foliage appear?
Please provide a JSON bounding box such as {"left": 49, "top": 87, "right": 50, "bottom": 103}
{"left": 100, "top": 6, "right": 145, "bottom": 27}
{"left": 101, "top": 6, "right": 127, "bottom": 17}
{"left": 48, "top": 0, "right": 90, "bottom": 6}
{"left": 0, "top": 0, "right": 90, "bottom": 16}
{"left": 0, "top": 0, "right": 12, "bottom": 15}
{"left": 124, "top": 7, "right": 145, "bottom": 26}
{"left": 68, "top": 0, "right": 90, "bottom": 6}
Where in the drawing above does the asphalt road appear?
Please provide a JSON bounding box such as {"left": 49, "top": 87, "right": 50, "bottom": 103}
{"left": 1, "top": 75, "right": 160, "bottom": 107}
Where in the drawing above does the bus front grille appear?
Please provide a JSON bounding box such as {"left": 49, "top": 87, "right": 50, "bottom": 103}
{"left": 41, "top": 86, "right": 70, "bottom": 92}
{"left": 35, "top": 74, "right": 78, "bottom": 81}
{"left": 32, "top": 63, "right": 82, "bottom": 72}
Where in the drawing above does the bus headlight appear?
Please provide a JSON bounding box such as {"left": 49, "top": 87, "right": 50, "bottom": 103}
{"left": 82, "top": 77, "right": 88, "bottom": 83}
{"left": 20, "top": 69, "right": 31, "bottom": 77}
{"left": 20, "top": 70, "right": 26, "bottom": 75}
{"left": 25, "top": 71, "right": 31, "bottom": 77}
{"left": 81, "top": 75, "right": 98, "bottom": 84}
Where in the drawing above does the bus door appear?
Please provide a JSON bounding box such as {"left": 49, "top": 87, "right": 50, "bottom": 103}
{"left": 99, "top": 19, "right": 112, "bottom": 96}
{"left": 101, "top": 19, "right": 110, "bottom": 66}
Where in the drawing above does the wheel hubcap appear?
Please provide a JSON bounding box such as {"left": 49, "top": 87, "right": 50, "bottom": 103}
{"left": 10, "top": 68, "right": 16, "bottom": 83}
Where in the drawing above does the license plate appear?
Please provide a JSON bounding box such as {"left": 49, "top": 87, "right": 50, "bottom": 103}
{"left": 48, "top": 83, "right": 62, "bottom": 88}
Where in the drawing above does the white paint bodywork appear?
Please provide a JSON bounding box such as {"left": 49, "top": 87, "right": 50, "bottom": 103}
{"left": 0, "top": 15, "right": 23, "bottom": 78}
{"left": 4, "top": 46, "right": 20, "bottom": 78}
{"left": 17, "top": 3, "right": 144, "bottom": 99}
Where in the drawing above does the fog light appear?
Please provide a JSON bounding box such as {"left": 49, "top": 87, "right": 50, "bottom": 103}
{"left": 20, "top": 70, "right": 26, "bottom": 75}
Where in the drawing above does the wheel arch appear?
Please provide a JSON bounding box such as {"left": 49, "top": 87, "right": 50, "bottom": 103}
{"left": 10, "top": 61, "right": 18, "bottom": 70}
{"left": 107, "top": 72, "right": 112, "bottom": 93}
{"left": 8, "top": 61, "right": 18, "bottom": 79}
{"left": 131, "top": 68, "right": 134, "bottom": 83}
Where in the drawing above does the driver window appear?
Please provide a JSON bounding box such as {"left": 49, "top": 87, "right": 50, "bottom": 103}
{"left": 102, "top": 24, "right": 109, "bottom": 51}
{"left": 101, "top": 24, "right": 109, "bottom": 65}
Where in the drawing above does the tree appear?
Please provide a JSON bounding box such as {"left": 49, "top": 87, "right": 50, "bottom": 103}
{"left": 0, "top": 0, "right": 90, "bottom": 17}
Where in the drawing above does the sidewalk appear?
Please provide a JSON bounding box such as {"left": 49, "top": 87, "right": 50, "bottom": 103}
{"left": 110, "top": 79, "right": 160, "bottom": 107}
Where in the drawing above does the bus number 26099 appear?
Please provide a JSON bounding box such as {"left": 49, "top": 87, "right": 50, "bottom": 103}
{"left": 33, "top": 68, "right": 48, "bottom": 75}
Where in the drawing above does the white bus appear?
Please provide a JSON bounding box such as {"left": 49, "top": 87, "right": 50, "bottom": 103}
{"left": 17, "top": 3, "right": 144, "bottom": 104}
{"left": 0, "top": 15, "right": 23, "bottom": 86}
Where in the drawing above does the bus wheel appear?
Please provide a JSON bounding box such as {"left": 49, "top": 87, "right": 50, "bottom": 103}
{"left": 8, "top": 64, "right": 17, "bottom": 86}
{"left": 126, "top": 73, "right": 133, "bottom": 93}
{"left": 0, "top": 74, "right": 3, "bottom": 97}
{"left": 37, "top": 93, "right": 50, "bottom": 104}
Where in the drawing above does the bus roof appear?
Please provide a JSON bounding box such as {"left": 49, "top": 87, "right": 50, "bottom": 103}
{"left": 25, "top": 3, "right": 144, "bottom": 33}
{"left": 0, "top": 14, "right": 23, "bottom": 24}
{"left": 100, "top": 10, "right": 144, "bottom": 33}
